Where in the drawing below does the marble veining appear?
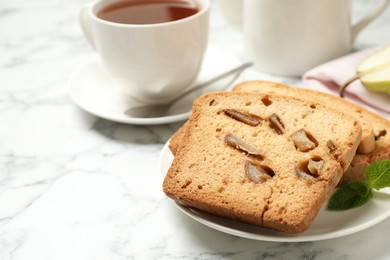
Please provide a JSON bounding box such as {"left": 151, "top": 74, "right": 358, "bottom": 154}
{"left": 1, "top": 0, "right": 390, "bottom": 259}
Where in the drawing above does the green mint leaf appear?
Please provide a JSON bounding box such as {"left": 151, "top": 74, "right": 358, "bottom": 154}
{"left": 327, "top": 181, "right": 373, "bottom": 211}
{"left": 365, "top": 160, "right": 390, "bottom": 190}
{"left": 348, "top": 180, "right": 371, "bottom": 196}
{"left": 327, "top": 160, "right": 390, "bottom": 211}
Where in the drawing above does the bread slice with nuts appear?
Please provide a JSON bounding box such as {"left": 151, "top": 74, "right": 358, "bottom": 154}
{"left": 232, "top": 80, "right": 390, "bottom": 184}
{"left": 169, "top": 80, "right": 390, "bottom": 185}
{"left": 163, "top": 92, "right": 362, "bottom": 233}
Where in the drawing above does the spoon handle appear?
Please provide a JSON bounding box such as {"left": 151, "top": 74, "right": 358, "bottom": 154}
{"left": 124, "top": 61, "right": 253, "bottom": 118}
{"left": 174, "top": 61, "right": 254, "bottom": 101}
{"left": 195, "top": 61, "right": 253, "bottom": 89}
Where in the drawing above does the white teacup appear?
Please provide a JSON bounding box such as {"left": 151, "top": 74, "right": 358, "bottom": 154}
{"left": 79, "top": 0, "right": 209, "bottom": 105}
{"left": 217, "top": 0, "right": 390, "bottom": 76}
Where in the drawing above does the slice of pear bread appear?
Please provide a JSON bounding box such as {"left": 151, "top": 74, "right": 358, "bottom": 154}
{"left": 163, "top": 92, "right": 362, "bottom": 233}
{"left": 232, "top": 81, "right": 390, "bottom": 184}
{"left": 169, "top": 80, "right": 390, "bottom": 185}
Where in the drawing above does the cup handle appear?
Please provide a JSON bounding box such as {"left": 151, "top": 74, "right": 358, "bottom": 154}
{"left": 79, "top": 4, "right": 96, "bottom": 50}
{"left": 351, "top": 0, "right": 390, "bottom": 42}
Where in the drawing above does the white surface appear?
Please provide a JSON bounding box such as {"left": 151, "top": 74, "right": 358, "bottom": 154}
{"left": 1, "top": 0, "right": 390, "bottom": 259}
{"left": 216, "top": 0, "right": 242, "bottom": 30}
{"left": 160, "top": 142, "right": 390, "bottom": 242}
{"left": 69, "top": 46, "right": 244, "bottom": 125}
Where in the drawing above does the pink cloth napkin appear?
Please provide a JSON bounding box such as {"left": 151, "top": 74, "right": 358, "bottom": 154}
{"left": 303, "top": 46, "right": 390, "bottom": 118}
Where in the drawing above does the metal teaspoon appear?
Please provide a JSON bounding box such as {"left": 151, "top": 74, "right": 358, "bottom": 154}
{"left": 124, "top": 61, "right": 253, "bottom": 118}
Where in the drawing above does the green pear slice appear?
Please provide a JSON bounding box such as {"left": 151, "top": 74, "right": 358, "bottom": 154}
{"left": 358, "top": 45, "right": 390, "bottom": 92}
{"left": 357, "top": 45, "right": 390, "bottom": 72}
{"left": 339, "top": 45, "right": 390, "bottom": 97}
{"left": 360, "top": 65, "right": 390, "bottom": 92}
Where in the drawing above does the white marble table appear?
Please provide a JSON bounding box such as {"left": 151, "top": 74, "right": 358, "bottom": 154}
{"left": 1, "top": 0, "right": 390, "bottom": 259}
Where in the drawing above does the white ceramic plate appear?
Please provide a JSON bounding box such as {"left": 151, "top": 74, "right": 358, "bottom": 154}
{"left": 159, "top": 141, "right": 390, "bottom": 242}
{"left": 68, "top": 46, "right": 245, "bottom": 125}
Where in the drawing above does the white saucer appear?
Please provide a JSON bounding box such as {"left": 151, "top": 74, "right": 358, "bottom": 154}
{"left": 68, "top": 46, "right": 245, "bottom": 125}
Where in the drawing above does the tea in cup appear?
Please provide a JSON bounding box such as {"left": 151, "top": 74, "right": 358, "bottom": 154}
{"left": 80, "top": 0, "right": 210, "bottom": 104}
